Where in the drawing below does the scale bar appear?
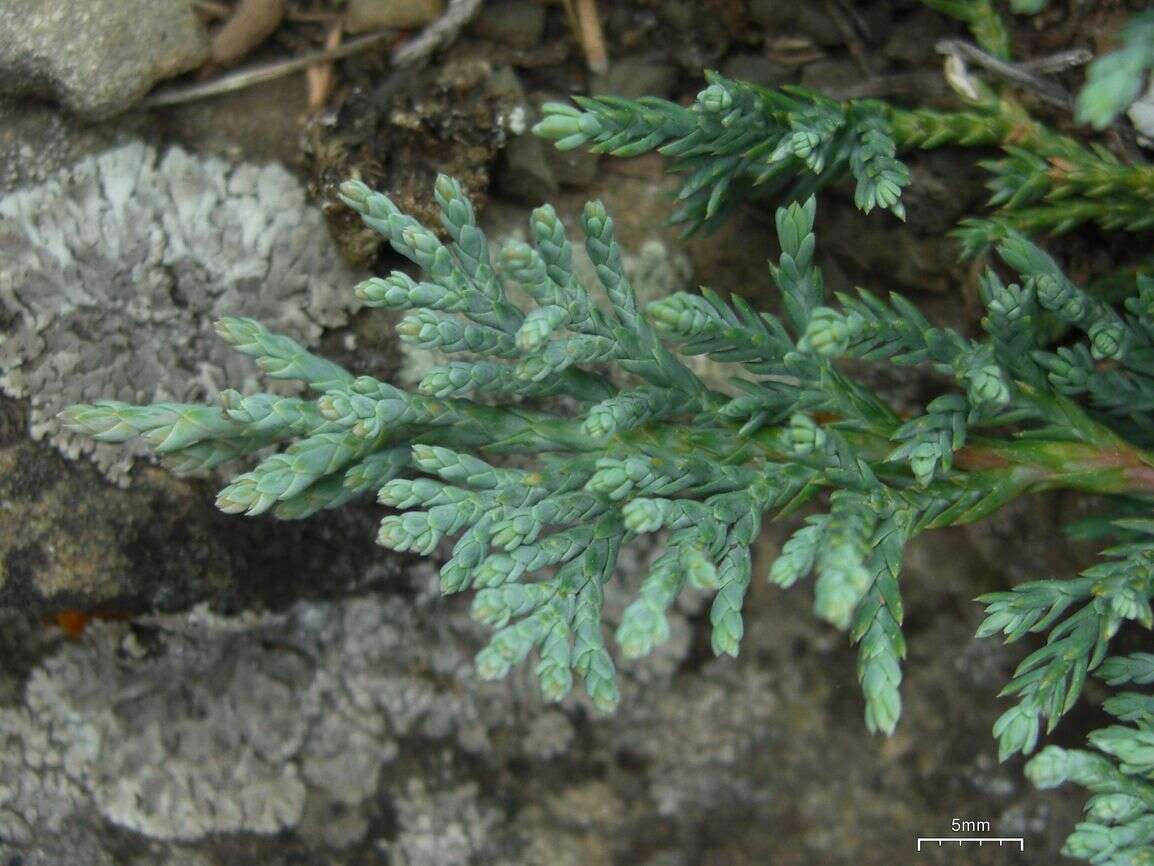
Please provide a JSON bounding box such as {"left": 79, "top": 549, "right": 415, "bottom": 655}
{"left": 917, "top": 838, "right": 1025, "bottom": 851}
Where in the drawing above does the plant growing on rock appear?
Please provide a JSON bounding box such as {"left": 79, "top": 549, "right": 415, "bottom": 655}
{"left": 62, "top": 166, "right": 1154, "bottom": 723}
{"left": 62, "top": 66, "right": 1154, "bottom": 866}
{"left": 536, "top": 66, "right": 1154, "bottom": 866}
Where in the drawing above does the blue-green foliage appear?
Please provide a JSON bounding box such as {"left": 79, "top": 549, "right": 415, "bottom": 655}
{"left": 978, "top": 519, "right": 1154, "bottom": 762}
{"left": 63, "top": 171, "right": 1154, "bottom": 745}
{"left": 535, "top": 71, "right": 909, "bottom": 233}
{"left": 534, "top": 49, "right": 1154, "bottom": 863}
{"left": 1076, "top": 10, "right": 1154, "bottom": 130}
{"left": 1028, "top": 651, "right": 1154, "bottom": 863}
{"left": 541, "top": 71, "right": 1154, "bottom": 254}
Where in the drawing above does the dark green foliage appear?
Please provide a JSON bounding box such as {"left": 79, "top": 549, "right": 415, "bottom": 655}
{"left": 537, "top": 73, "right": 1154, "bottom": 249}
{"left": 535, "top": 72, "right": 910, "bottom": 233}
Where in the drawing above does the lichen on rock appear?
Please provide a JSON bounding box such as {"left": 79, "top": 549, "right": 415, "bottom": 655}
{"left": 0, "top": 581, "right": 506, "bottom": 849}
{"left": 383, "top": 778, "right": 499, "bottom": 866}
{"left": 0, "top": 141, "right": 361, "bottom": 482}
{"left": 0, "top": 612, "right": 311, "bottom": 843}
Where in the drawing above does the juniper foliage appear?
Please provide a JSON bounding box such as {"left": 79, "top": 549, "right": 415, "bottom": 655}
{"left": 1075, "top": 10, "right": 1154, "bottom": 130}
{"left": 63, "top": 165, "right": 1154, "bottom": 735}
{"left": 534, "top": 73, "right": 911, "bottom": 232}
{"left": 536, "top": 61, "right": 1154, "bottom": 865}
{"left": 59, "top": 46, "right": 1154, "bottom": 864}
{"left": 536, "top": 72, "right": 1154, "bottom": 246}
{"left": 1028, "top": 651, "right": 1154, "bottom": 864}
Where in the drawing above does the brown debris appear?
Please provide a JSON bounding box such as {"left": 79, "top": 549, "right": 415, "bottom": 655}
{"left": 573, "top": 0, "right": 608, "bottom": 73}
{"left": 306, "top": 22, "right": 343, "bottom": 114}
{"left": 211, "top": 0, "right": 287, "bottom": 67}
{"left": 304, "top": 58, "right": 520, "bottom": 263}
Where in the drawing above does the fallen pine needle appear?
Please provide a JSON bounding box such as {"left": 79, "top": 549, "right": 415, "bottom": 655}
{"left": 306, "top": 22, "right": 343, "bottom": 114}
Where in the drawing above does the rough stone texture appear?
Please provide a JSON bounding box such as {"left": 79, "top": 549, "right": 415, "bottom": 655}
{"left": 149, "top": 75, "right": 309, "bottom": 169}
{"left": 0, "top": 576, "right": 486, "bottom": 846}
{"left": 496, "top": 130, "right": 560, "bottom": 203}
{"left": 0, "top": 395, "right": 387, "bottom": 615}
{"left": 383, "top": 779, "right": 500, "bottom": 866}
{"left": 719, "top": 53, "right": 793, "bottom": 88}
{"left": 0, "top": 99, "right": 125, "bottom": 195}
{"left": 0, "top": 141, "right": 361, "bottom": 482}
{"left": 0, "top": 572, "right": 525, "bottom": 857}
{"left": 472, "top": 0, "right": 547, "bottom": 50}
{"left": 495, "top": 92, "right": 600, "bottom": 203}
{"left": 541, "top": 134, "right": 600, "bottom": 190}
{"left": 0, "top": 0, "right": 210, "bottom": 119}
{"left": 591, "top": 58, "right": 679, "bottom": 101}
{"left": 13, "top": 823, "right": 118, "bottom": 866}
{"left": 345, "top": 0, "right": 445, "bottom": 34}
{"left": 0, "top": 527, "right": 1085, "bottom": 866}
{"left": 821, "top": 204, "right": 962, "bottom": 296}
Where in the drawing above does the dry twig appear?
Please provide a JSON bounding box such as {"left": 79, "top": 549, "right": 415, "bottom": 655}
{"left": 935, "top": 38, "right": 1083, "bottom": 110}
{"left": 142, "top": 31, "right": 393, "bottom": 108}
{"left": 390, "top": 0, "right": 483, "bottom": 66}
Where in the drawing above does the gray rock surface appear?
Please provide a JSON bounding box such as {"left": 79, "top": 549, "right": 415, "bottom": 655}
{"left": 0, "top": 525, "right": 1085, "bottom": 865}
{"left": 0, "top": 0, "right": 209, "bottom": 119}
{"left": 345, "top": 0, "right": 444, "bottom": 34}
{"left": 0, "top": 563, "right": 622, "bottom": 858}
{"left": 591, "top": 58, "right": 679, "bottom": 101}
{"left": 496, "top": 131, "right": 560, "bottom": 202}
{"left": 0, "top": 141, "right": 361, "bottom": 482}
{"left": 0, "top": 578, "right": 500, "bottom": 846}
{"left": 472, "top": 0, "right": 547, "bottom": 50}
{"left": 0, "top": 98, "right": 123, "bottom": 194}
{"left": 0, "top": 393, "right": 390, "bottom": 615}
{"left": 720, "top": 53, "right": 793, "bottom": 87}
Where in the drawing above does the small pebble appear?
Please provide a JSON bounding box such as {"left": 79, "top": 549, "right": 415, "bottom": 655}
{"left": 345, "top": 0, "right": 443, "bottom": 34}
{"left": 473, "top": 0, "right": 547, "bottom": 50}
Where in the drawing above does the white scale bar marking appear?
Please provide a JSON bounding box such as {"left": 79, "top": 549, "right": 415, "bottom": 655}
{"left": 916, "top": 838, "right": 1025, "bottom": 851}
